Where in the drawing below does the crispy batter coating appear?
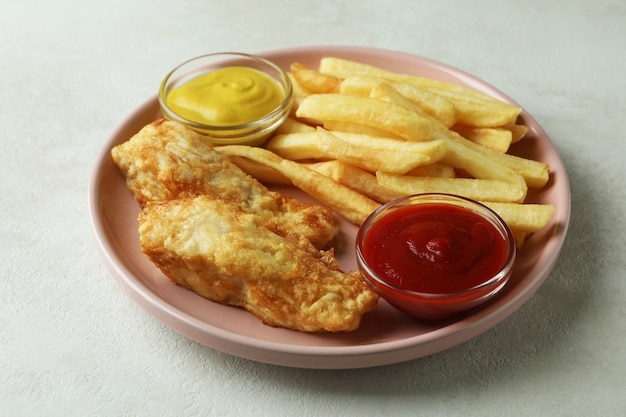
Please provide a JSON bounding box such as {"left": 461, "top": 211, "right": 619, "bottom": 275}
{"left": 112, "top": 119, "right": 378, "bottom": 332}
{"left": 111, "top": 119, "right": 338, "bottom": 249}
{"left": 139, "top": 196, "right": 378, "bottom": 332}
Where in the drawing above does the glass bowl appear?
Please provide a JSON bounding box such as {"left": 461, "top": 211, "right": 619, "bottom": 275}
{"left": 159, "top": 52, "right": 293, "bottom": 146}
{"left": 356, "top": 193, "right": 516, "bottom": 320}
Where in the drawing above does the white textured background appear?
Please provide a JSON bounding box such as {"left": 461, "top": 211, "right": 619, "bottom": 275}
{"left": 1, "top": 0, "right": 624, "bottom": 416}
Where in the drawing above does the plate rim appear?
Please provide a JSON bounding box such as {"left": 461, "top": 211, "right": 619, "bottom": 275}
{"left": 88, "top": 45, "right": 571, "bottom": 368}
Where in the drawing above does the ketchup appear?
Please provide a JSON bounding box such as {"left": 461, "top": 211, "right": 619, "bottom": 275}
{"left": 361, "top": 203, "right": 509, "bottom": 294}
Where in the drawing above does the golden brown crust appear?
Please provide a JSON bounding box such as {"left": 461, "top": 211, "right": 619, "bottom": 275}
{"left": 111, "top": 119, "right": 338, "bottom": 249}
{"left": 113, "top": 119, "right": 378, "bottom": 332}
{"left": 139, "top": 196, "right": 378, "bottom": 332}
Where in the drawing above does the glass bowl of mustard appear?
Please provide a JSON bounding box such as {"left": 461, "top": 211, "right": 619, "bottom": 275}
{"left": 356, "top": 193, "right": 517, "bottom": 321}
{"left": 159, "top": 52, "right": 293, "bottom": 146}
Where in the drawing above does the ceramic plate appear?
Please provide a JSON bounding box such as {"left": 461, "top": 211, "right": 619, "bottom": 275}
{"left": 89, "top": 46, "right": 570, "bottom": 369}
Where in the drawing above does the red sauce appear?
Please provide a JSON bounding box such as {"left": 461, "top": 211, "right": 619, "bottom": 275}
{"left": 362, "top": 203, "right": 509, "bottom": 294}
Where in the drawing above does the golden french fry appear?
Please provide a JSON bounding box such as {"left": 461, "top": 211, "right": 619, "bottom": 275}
{"left": 305, "top": 160, "right": 338, "bottom": 177}
{"left": 221, "top": 154, "right": 292, "bottom": 185}
{"left": 360, "top": 80, "right": 541, "bottom": 191}
{"left": 295, "top": 84, "right": 533, "bottom": 193}
{"left": 405, "top": 163, "right": 456, "bottom": 178}
{"left": 373, "top": 88, "right": 537, "bottom": 191}
{"left": 339, "top": 75, "right": 457, "bottom": 127}
{"left": 373, "top": 79, "right": 542, "bottom": 189}
{"left": 275, "top": 117, "right": 316, "bottom": 135}
{"left": 320, "top": 57, "right": 522, "bottom": 127}
{"left": 322, "top": 80, "right": 531, "bottom": 195}
{"left": 214, "top": 145, "right": 380, "bottom": 225}
{"left": 437, "top": 132, "right": 528, "bottom": 201}
{"left": 481, "top": 202, "right": 555, "bottom": 233}
{"left": 320, "top": 57, "right": 494, "bottom": 100}
{"left": 329, "top": 130, "right": 446, "bottom": 159}
{"left": 368, "top": 81, "right": 425, "bottom": 114}
{"left": 320, "top": 57, "right": 507, "bottom": 104}
{"left": 295, "top": 93, "right": 433, "bottom": 141}
{"left": 336, "top": 74, "right": 378, "bottom": 96}
{"left": 377, "top": 171, "right": 526, "bottom": 203}
{"left": 315, "top": 128, "right": 441, "bottom": 174}
{"left": 259, "top": 57, "right": 553, "bottom": 238}
{"left": 511, "top": 230, "right": 528, "bottom": 247}
{"left": 457, "top": 134, "right": 550, "bottom": 189}
{"left": 286, "top": 72, "right": 313, "bottom": 119}
{"left": 291, "top": 62, "right": 341, "bottom": 94}
{"left": 385, "top": 80, "right": 457, "bottom": 128}
{"left": 267, "top": 129, "right": 446, "bottom": 174}
{"left": 322, "top": 120, "right": 405, "bottom": 139}
{"left": 451, "top": 124, "right": 513, "bottom": 153}
{"left": 308, "top": 160, "right": 404, "bottom": 204}
{"left": 377, "top": 85, "right": 544, "bottom": 189}
{"left": 425, "top": 86, "right": 521, "bottom": 127}
{"left": 505, "top": 123, "right": 529, "bottom": 143}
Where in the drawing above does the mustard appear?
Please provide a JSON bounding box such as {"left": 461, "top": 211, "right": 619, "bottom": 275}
{"left": 165, "top": 66, "right": 284, "bottom": 126}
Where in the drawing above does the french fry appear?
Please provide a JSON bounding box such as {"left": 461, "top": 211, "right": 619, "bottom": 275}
{"left": 315, "top": 128, "right": 442, "bottom": 174}
{"left": 319, "top": 57, "right": 522, "bottom": 127}
{"left": 291, "top": 62, "right": 341, "bottom": 94}
{"left": 322, "top": 120, "right": 405, "bottom": 140}
{"left": 245, "top": 57, "right": 554, "bottom": 245}
{"left": 326, "top": 130, "right": 446, "bottom": 161}
{"left": 365, "top": 83, "right": 528, "bottom": 197}
{"left": 267, "top": 129, "right": 446, "bottom": 174}
{"left": 504, "top": 123, "right": 529, "bottom": 143}
{"left": 275, "top": 117, "right": 316, "bottom": 135}
{"left": 377, "top": 171, "right": 526, "bottom": 203}
{"left": 450, "top": 124, "right": 513, "bottom": 153}
{"left": 366, "top": 81, "right": 540, "bottom": 192}
{"left": 286, "top": 72, "right": 313, "bottom": 119}
{"left": 222, "top": 155, "right": 292, "bottom": 185}
{"left": 406, "top": 163, "right": 456, "bottom": 178}
{"left": 214, "top": 145, "right": 380, "bottom": 225}
{"left": 438, "top": 132, "right": 528, "bottom": 200}
{"left": 336, "top": 74, "right": 378, "bottom": 96}
{"left": 511, "top": 230, "right": 528, "bottom": 247}
{"left": 339, "top": 75, "right": 457, "bottom": 127}
{"left": 457, "top": 134, "right": 550, "bottom": 189}
{"left": 295, "top": 93, "right": 433, "bottom": 142}
{"left": 481, "top": 202, "right": 555, "bottom": 233}
{"left": 385, "top": 80, "right": 457, "bottom": 128}
{"left": 425, "top": 87, "right": 521, "bottom": 127}
{"left": 320, "top": 57, "right": 500, "bottom": 101}
{"left": 368, "top": 81, "right": 428, "bottom": 116}
{"left": 308, "top": 160, "right": 404, "bottom": 204}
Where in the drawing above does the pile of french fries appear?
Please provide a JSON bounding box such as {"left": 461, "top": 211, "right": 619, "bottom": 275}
{"left": 216, "top": 57, "right": 555, "bottom": 247}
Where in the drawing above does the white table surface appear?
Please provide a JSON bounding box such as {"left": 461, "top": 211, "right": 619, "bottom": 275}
{"left": 2, "top": 0, "right": 625, "bottom": 415}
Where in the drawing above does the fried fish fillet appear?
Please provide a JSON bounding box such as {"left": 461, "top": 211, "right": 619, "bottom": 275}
{"left": 139, "top": 195, "right": 378, "bottom": 332}
{"left": 111, "top": 119, "right": 338, "bottom": 249}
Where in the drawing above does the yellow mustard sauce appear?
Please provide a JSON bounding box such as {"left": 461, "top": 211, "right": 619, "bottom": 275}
{"left": 165, "top": 66, "right": 284, "bottom": 126}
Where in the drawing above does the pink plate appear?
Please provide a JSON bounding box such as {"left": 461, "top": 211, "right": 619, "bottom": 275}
{"left": 88, "top": 46, "right": 570, "bottom": 368}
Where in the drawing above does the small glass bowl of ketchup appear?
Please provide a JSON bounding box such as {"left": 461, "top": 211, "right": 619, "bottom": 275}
{"left": 356, "top": 193, "right": 516, "bottom": 321}
{"left": 159, "top": 52, "right": 293, "bottom": 146}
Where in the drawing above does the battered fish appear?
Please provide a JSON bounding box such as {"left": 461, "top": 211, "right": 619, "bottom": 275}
{"left": 139, "top": 196, "right": 378, "bottom": 332}
{"left": 111, "top": 119, "right": 338, "bottom": 249}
